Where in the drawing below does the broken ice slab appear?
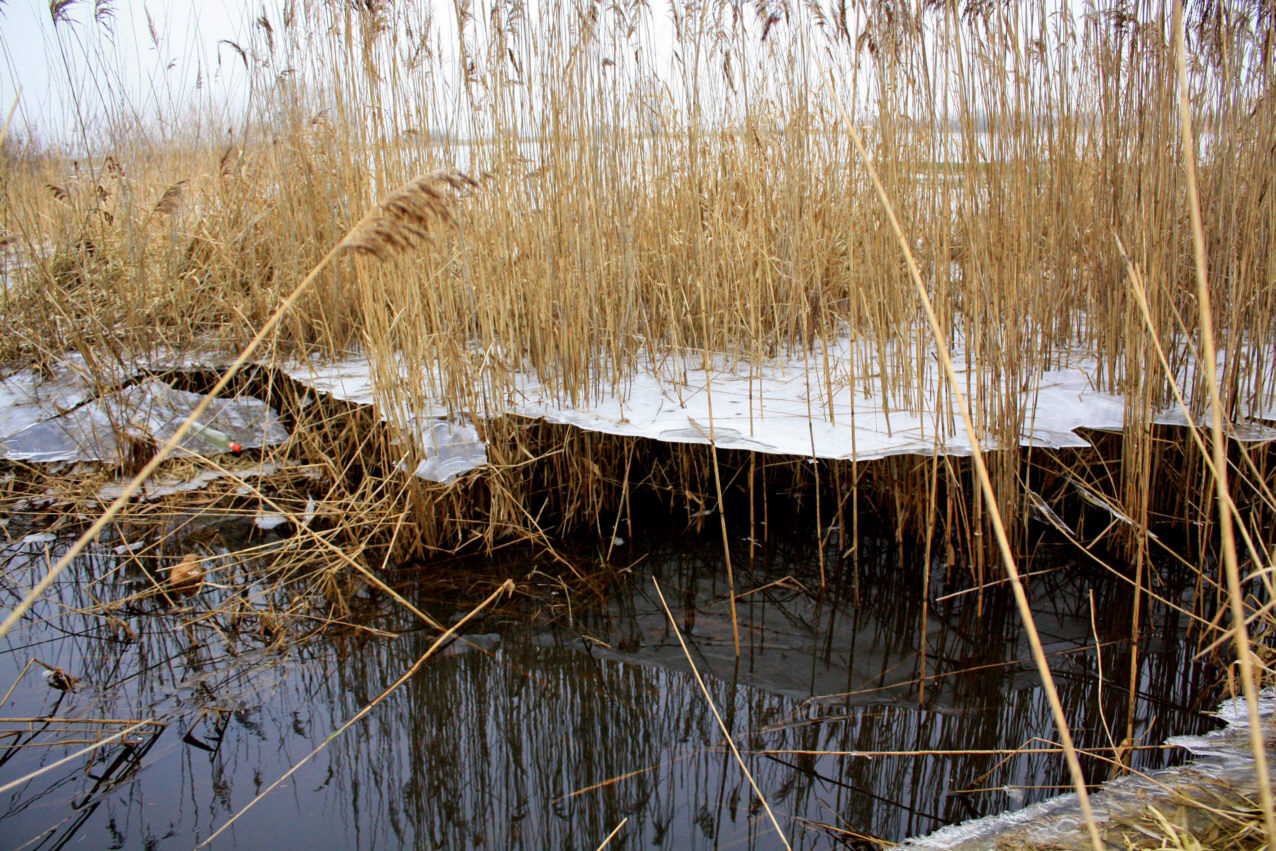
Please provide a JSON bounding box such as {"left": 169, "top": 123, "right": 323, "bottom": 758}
{"left": 1152, "top": 404, "right": 1276, "bottom": 442}
{"left": 409, "top": 420, "right": 488, "bottom": 484}
{"left": 0, "top": 367, "right": 100, "bottom": 439}
{"left": 0, "top": 378, "right": 290, "bottom": 464}
{"left": 281, "top": 355, "right": 484, "bottom": 482}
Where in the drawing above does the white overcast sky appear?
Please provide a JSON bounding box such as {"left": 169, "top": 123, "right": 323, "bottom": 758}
{"left": 1, "top": 1, "right": 1084, "bottom": 152}
{"left": 0, "top": 0, "right": 865, "bottom": 151}
{"left": 1, "top": 0, "right": 260, "bottom": 148}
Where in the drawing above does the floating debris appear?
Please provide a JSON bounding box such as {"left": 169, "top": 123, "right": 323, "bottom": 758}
{"left": 168, "top": 554, "right": 205, "bottom": 598}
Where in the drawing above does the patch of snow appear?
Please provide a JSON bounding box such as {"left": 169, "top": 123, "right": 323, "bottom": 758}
{"left": 254, "top": 513, "right": 290, "bottom": 531}
{"left": 282, "top": 336, "right": 1146, "bottom": 468}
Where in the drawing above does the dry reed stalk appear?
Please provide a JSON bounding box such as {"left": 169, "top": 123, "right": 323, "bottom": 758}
{"left": 829, "top": 85, "right": 1105, "bottom": 851}
{"left": 594, "top": 817, "right": 628, "bottom": 851}
{"left": 651, "top": 577, "right": 791, "bottom": 850}
{"left": 1172, "top": 1, "right": 1274, "bottom": 840}
{"left": 1116, "top": 239, "right": 1269, "bottom": 582}
{"left": 695, "top": 278, "right": 741, "bottom": 657}
{"left": 195, "top": 578, "right": 513, "bottom": 849}
{"left": 0, "top": 718, "right": 157, "bottom": 796}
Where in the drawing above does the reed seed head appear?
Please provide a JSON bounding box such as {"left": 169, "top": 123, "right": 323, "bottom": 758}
{"left": 337, "top": 170, "right": 478, "bottom": 262}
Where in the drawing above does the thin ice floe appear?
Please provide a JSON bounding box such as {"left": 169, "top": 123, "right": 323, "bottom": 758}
{"left": 4, "top": 333, "right": 1271, "bottom": 484}
{"left": 901, "top": 689, "right": 1275, "bottom": 849}
{"left": 281, "top": 332, "right": 1276, "bottom": 480}
{"left": 0, "top": 370, "right": 289, "bottom": 464}
{"left": 407, "top": 420, "right": 487, "bottom": 484}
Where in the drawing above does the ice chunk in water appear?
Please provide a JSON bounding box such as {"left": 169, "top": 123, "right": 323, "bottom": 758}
{"left": 410, "top": 420, "right": 487, "bottom": 484}
{"left": 0, "top": 377, "right": 289, "bottom": 464}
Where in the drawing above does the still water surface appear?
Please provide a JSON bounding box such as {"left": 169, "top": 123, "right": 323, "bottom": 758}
{"left": 0, "top": 519, "right": 1219, "bottom": 849}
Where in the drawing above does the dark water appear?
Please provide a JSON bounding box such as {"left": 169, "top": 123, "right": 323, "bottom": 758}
{"left": 0, "top": 518, "right": 1220, "bottom": 849}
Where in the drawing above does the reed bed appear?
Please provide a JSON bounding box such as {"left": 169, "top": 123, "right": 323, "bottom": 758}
{"left": 2, "top": 0, "right": 1275, "bottom": 846}
{"left": 1, "top": 2, "right": 1270, "bottom": 549}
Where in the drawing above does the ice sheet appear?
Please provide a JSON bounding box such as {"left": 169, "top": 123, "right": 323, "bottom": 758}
{"left": 281, "top": 333, "right": 1275, "bottom": 474}
{"left": 0, "top": 375, "right": 290, "bottom": 464}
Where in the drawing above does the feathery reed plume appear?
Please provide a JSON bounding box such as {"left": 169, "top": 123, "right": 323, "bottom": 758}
{"left": 45, "top": 184, "right": 70, "bottom": 203}
{"left": 151, "top": 180, "right": 187, "bottom": 217}
{"left": 49, "top": 0, "right": 76, "bottom": 26}
{"left": 93, "top": 0, "right": 114, "bottom": 28}
{"left": 219, "top": 39, "right": 248, "bottom": 69}
{"left": 217, "top": 145, "right": 239, "bottom": 179}
{"left": 337, "top": 170, "right": 477, "bottom": 261}
{"left": 103, "top": 154, "right": 124, "bottom": 179}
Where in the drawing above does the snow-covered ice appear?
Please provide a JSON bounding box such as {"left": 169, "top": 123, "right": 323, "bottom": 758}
{"left": 281, "top": 332, "right": 1276, "bottom": 479}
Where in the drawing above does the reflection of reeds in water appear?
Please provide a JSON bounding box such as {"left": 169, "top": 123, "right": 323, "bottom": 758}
{"left": 0, "top": 526, "right": 1216, "bottom": 847}
{"left": 290, "top": 536, "right": 1218, "bottom": 848}
{"left": 32, "top": 527, "right": 1218, "bottom": 846}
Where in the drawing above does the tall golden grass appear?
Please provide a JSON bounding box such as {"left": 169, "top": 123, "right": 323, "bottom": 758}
{"left": 3, "top": 4, "right": 1269, "bottom": 530}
